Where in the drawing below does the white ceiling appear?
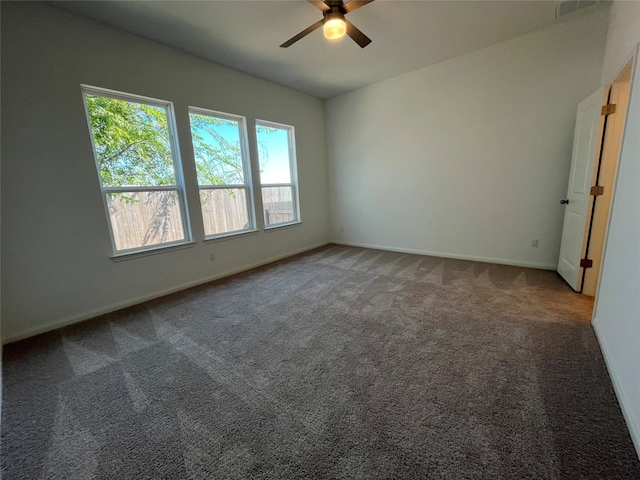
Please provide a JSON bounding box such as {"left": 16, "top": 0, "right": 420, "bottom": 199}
{"left": 52, "top": 1, "right": 597, "bottom": 99}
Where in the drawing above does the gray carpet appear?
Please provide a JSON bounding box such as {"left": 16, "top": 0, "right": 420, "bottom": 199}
{"left": 2, "top": 245, "right": 639, "bottom": 479}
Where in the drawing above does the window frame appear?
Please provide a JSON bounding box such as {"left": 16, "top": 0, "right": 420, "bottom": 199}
{"left": 188, "top": 106, "right": 257, "bottom": 240}
{"left": 81, "top": 85, "right": 193, "bottom": 257}
{"left": 255, "top": 119, "right": 301, "bottom": 229}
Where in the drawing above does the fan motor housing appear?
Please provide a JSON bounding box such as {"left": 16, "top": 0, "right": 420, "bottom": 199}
{"left": 324, "top": 10, "right": 346, "bottom": 23}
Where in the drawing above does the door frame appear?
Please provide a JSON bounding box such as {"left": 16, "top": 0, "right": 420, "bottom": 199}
{"left": 581, "top": 56, "right": 636, "bottom": 297}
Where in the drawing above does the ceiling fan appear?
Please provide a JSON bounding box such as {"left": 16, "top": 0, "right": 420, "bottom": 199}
{"left": 280, "top": 0, "right": 374, "bottom": 49}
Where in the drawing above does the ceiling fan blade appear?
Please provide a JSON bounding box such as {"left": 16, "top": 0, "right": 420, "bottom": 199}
{"left": 307, "top": 0, "right": 330, "bottom": 12}
{"left": 345, "top": 19, "right": 372, "bottom": 48}
{"left": 280, "top": 19, "right": 324, "bottom": 48}
{"left": 343, "top": 0, "right": 374, "bottom": 14}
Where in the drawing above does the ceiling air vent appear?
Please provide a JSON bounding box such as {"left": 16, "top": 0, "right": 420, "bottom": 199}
{"left": 555, "top": 0, "right": 604, "bottom": 19}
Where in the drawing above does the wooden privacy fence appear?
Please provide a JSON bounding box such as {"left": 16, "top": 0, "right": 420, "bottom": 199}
{"left": 262, "top": 186, "right": 294, "bottom": 226}
{"left": 200, "top": 188, "right": 249, "bottom": 236}
{"left": 107, "top": 191, "right": 185, "bottom": 251}
{"left": 108, "top": 186, "right": 295, "bottom": 250}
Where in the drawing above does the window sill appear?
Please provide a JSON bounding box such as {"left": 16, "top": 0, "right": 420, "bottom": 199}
{"left": 204, "top": 229, "right": 259, "bottom": 243}
{"left": 265, "top": 221, "right": 302, "bottom": 231}
{"left": 110, "top": 240, "right": 197, "bottom": 262}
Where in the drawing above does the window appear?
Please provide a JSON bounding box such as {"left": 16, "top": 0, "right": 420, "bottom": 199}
{"left": 188, "top": 108, "right": 255, "bottom": 238}
{"left": 82, "top": 86, "right": 191, "bottom": 254}
{"left": 255, "top": 120, "right": 300, "bottom": 227}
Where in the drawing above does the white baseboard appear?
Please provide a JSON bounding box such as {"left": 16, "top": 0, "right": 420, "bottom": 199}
{"left": 592, "top": 320, "right": 640, "bottom": 459}
{"left": 2, "top": 241, "right": 330, "bottom": 344}
{"left": 331, "top": 240, "right": 558, "bottom": 270}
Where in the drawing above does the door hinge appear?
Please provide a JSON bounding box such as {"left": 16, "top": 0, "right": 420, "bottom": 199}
{"left": 580, "top": 258, "right": 593, "bottom": 268}
{"left": 590, "top": 185, "right": 604, "bottom": 196}
{"left": 601, "top": 104, "right": 617, "bottom": 116}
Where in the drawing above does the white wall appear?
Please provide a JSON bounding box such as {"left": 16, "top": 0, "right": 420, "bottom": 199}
{"left": 326, "top": 9, "right": 608, "bottom": 268}
{"left": 0, "top": 2, "right": 330, "bottom": 342}
{"left": 593, "top": 1, "right": 640, "bottom": 457}
{"left": 600, "top": 0, "right": 640, "bottom": 85}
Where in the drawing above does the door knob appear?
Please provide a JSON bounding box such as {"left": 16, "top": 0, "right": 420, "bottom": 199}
{"left": 560, "top": 199, "right": 569, "bottom": 204}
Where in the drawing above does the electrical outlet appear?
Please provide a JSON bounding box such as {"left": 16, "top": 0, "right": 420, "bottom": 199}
{"left": 531, "top": 238, "right": 539, "bottom": 248}
{"left": 209, "top": 252, "right": 215, "bottom": 261}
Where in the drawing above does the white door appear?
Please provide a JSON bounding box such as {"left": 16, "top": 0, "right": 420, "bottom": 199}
{"left": 557, "top": 88, "right": 606, "bottom": 291}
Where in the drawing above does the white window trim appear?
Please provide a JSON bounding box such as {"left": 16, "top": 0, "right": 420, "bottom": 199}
{"left": 111, "top": 240, "right": 197, "bottom": 261}
{"left": 188, "top": 107, "right": 257, "bottom": 240}
{"left": 255, "top": 119, "right": 301, "bottom": 229}
{"left": 81, "top": 85, "right": 193, "bottom": 257}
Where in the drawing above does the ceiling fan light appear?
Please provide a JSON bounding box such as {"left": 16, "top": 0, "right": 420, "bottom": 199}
{"left": 323, "top": 16, "right": 346, "bottom": 40}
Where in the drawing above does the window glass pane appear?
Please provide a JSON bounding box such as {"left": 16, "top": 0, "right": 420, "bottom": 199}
{"left": 107, "top": 191, "right": 185, "bottom": 251}
{"left": 256, "top": 125, "right": 291, "bottom": 184}
{"left": 189, "top": 112, "right": 245, "bottom": 185}
{"left": 85, "top": 95, "right": 176, "bottom": 187}
{"left": 262, "top": 186, "right": 294, "bottom": 226}
{"left": 200, "top": 188, "right": 250, "bottom": 236}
